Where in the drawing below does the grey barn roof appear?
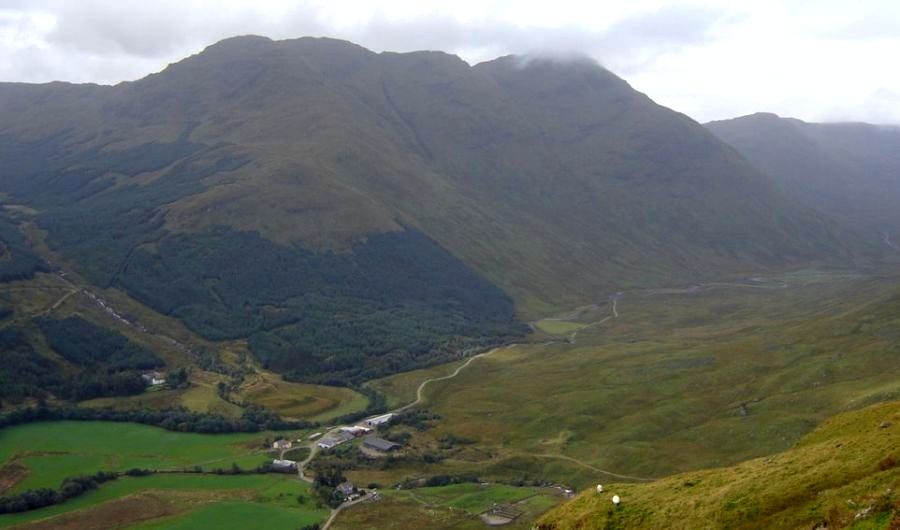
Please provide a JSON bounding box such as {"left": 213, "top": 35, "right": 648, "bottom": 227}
{"left": 363, "top": 436, "right": 401, "bottom": 451}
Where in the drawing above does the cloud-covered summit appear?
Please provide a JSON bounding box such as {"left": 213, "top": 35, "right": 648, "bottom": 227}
{"left": 1, "top": 1, "right": 899, "bottom": 123}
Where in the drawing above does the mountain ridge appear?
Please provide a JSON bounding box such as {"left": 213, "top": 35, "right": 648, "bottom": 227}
{"left": 706, "top": 112, "right": 900, "bottom": 251}
{"left": 0, "top": 35, "right": 857, "bottom": 384}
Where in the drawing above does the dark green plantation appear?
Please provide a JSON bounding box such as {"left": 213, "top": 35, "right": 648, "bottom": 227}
{"left": 37, "top": 316, "right": 162, "bottom": 372}
{"left": 0, "top": 318, "right": 164, "bottom": 404}
{"left": 0, "top": 131, "right": 523, "bottom": 384}
{"left": 0, "top": 329, "right": 61, "bottom": 404}
{"left": 0, "top": 216, "right": 47, "bottom": 283}
{"left": 121, "top": 226, "right": 523, "bottom": 383}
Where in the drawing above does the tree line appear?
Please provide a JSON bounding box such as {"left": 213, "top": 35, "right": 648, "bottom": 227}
{"left": 0, "top": 404, "right": 311, "bottom": 434}
{"left": 0, "top": 321, "right": 164, "bottom": 405}
{"left": 0, "top": 471, "right": 117, "bottom": 514}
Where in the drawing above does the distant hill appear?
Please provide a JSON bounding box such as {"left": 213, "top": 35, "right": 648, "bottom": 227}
{"left": 0, "top": 36, "right": 854, "bottom": 384}
{"left": 707, "top": 113, "right": 900, "bottom": 251}
{"left": 537, "top": 399, "right": 900, "bottom": 529}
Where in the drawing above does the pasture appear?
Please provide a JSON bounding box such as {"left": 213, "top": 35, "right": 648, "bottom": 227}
{"left": 0, "top": 421, "right": 288, "bottom": 493}
{"left": 0, "top": 474, "right": 326, "bottom": 530}
{"left": 235, "top": 370, "right": 368, "bottom": 421}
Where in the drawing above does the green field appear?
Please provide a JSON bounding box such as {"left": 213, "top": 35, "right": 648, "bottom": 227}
{"left": 368, "top": 271, "right": 900, "bottom": 486}
{"left": 129, "top": 501, "right": 325, "bottom": 530}
{"left": 235, "top": 370, "right": 369, "bottom": 421}
{"left": 0, "top": 421, "right": 330, "bottom": 530}
{"left": 0, "top": 421, "right": 290, "bottom": 493}
{"left": 533, "top": 320, "right": 586, "bottom": 335}
{"left": 0, "top": 474, "right": 318, "bottom": 528}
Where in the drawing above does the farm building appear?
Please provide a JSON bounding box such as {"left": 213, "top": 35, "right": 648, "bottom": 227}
{"left": 339, "top": 425, "right": 371, "bottom": 437}
{"left": 363, "top": 436, "right": 401, "bottom": 452}
{"left": 337, "top": 481, "right": 357, "bottom": 500}
{"left": 364, "top": 413, "right": 394, "bottom": 427}
{"left": 272, "top": 439, "right": 292, "bottom": 450}
{"left": 317, "top": 431, "right": 354, "bottom": 450}
{"left": 270, "top": 459, "right": 297, "bottom": 472}
{"left": 141, "top": 371, "right": 166, "bottom": 386}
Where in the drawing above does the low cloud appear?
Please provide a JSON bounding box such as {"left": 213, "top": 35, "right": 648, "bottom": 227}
{"left": 12, "top": 1, "right": 727, "bottom": 73}
{"left": 0, "top": 1, "right": 898, "bottom": 124}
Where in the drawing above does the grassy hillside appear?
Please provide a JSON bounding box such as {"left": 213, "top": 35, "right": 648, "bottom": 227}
{"left": 0, "top": 420, "right": 327, "bottom": 530}
{"left": 0, "top": 36, "right": 856, "bottom": 385}
{"left": 707, "top": 113, "right": 900, "bottom": 250}
{"left": 364, "top": 270, "right": 900, "bottom": 486}
{"left": 332, "top": 482, "right": 563, "bottom": 529}
{"left": 536, "top": 399, "right": 900, "bottom": 529}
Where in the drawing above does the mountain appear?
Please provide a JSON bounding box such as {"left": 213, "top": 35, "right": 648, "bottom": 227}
{"left": 536, "top": 399, "right": 900, "bottom": 529}
{"left": 0, "top": 36, "right": 852, "bottom": 385}
{"left": 706, "top": 113, "right": 900, "bottom": 250}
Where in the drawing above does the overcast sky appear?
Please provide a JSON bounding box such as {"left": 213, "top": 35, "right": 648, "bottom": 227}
{"left": 1, "top": 0, "right": 898, "bottom": 124}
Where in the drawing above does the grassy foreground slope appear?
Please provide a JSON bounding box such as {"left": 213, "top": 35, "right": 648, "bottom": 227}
{"left": 536, "top": 400, "right": 900, "bottom": 530}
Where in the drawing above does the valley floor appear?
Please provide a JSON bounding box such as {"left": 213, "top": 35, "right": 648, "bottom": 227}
{"left": 2, "top": 267, "right": 900, "bottom": 529}
{"left": 350, "top": 269, "right": 899, "bottom": 487}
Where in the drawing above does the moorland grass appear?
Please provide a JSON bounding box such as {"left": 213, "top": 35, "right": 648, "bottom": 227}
{"left": 404, "top": 482, "right": 542, "bottom": 513}
{"left": 124, "top": 477, "right": 327, "bottom": 530}
{"left": 331, "top": 483, "right": 563, "bottom": 530}
{"left": 236, "top": 371, "right": 368, "bottom": 421}
{"left": 369, "top": 272, "right": 900, "bottom": 486}
{"left": 366, "top": 361, "right": 461, "bottom": 409}
{"left": 533, "top": 320, "right": 586, "bottom": 335}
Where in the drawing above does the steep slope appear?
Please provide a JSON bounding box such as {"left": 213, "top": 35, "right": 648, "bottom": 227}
{"left": 537, "top": 400, "right": 900, "bottom": 530}
{"left": 707, "top": 113, "right": 900, "bottom": 250}
{"left": 0, "top": 36, "right": 851, "bottom": 383}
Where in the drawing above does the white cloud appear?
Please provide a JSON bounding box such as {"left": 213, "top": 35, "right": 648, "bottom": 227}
{"left": 0, "top": 0, "right": 898, "bottom": 124}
